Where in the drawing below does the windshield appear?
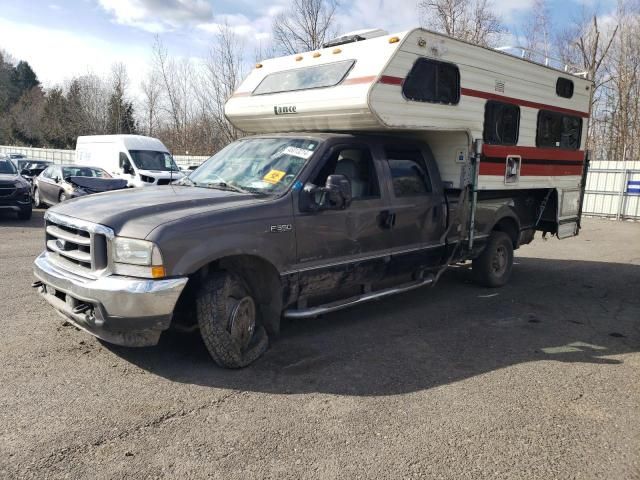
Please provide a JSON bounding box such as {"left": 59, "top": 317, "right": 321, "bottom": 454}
{"left": 62, "top": 167, "right": 111, "bottom": 178}
{"left": 184, "top": 137, "right": 320, "bottom": 195}
{"left": 129, "top": 150, "right": 179, "bottom": 171}
{"left": 0, "top": 159, "right": 17, "bottom": 174}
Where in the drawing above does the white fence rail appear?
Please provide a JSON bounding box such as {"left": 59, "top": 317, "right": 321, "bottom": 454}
{"left": 2, "top": 145, "right": 639, "bottom": 220}
{"left": 0, "top": 145, "right": 209, "bottom": 168}
{"left": 583, "top": 161, "right": 640, "bottom": 220}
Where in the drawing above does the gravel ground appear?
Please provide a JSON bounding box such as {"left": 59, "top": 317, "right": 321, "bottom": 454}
{"left": 0, "top": 210, "right": 638, "bottom": 479}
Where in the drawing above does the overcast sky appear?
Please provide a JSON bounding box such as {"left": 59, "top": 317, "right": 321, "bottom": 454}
{"left": 0, "top": 0, "right": 616, "bottom": 93}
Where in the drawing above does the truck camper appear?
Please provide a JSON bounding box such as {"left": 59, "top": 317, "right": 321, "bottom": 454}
{"left": 33, "top": 28, "right": 592, "bottom": 368}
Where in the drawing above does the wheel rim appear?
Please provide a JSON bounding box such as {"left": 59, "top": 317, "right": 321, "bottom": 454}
{"left": 229, "top": 296, "right": 256, "bottom": 351}
{"left": 491, "top": 245, "right": 508, "bottom": 275}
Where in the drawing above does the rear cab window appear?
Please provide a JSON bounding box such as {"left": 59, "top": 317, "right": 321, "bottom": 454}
{"left": 384, "top": 147, "right": 433, "bottom": 197}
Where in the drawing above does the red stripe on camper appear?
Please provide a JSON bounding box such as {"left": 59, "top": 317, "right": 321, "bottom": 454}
{"left": 483, "top": 145, "right": 586, "bottom": 162}
{"left": 479, "top": 162, "right": 584, "bottom": 176}
{"left": 343, "top": 75, "right": 378, "bottom": 85}
{"left": 378, "top": 75, "right": 404, "bottom": 85}
{"left": 461, "top": 88, "right": 589, "bottom": 118}
{"left": 373, "top": 75, "right": 590, "bottom": 118}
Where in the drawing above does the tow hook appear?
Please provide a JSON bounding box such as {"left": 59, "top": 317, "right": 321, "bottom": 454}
{"left": 72, "top": 303, "right": 92, "bottom": 315}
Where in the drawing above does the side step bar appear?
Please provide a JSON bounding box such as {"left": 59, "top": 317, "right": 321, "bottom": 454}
{"left": 284, "top": 274, "right": 435, "bottom": 319}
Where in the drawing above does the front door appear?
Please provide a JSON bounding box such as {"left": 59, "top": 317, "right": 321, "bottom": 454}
{"left": 293, "top": 143, "right": 392, "bottom": 299}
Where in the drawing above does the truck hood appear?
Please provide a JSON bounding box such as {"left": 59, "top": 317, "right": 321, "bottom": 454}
{"left": 50, "top": 185, "right": 268, "bottom": 238}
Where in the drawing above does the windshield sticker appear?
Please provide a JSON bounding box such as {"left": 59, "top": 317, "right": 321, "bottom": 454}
{"left": 263, "top": 169, "right": 287, "bottom": 184}
{"left": 281, "top": 146, "right": 314, "bottom": 159}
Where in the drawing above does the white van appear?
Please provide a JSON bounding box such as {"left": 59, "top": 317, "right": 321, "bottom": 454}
{"left": 75, "top": 135, "right": 184, "bottom": 187}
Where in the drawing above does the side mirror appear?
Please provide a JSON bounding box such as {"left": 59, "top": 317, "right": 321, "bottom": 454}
{"left": 123, "top": 164, "right": 134, "bottom": 175}
{"left": 300, "top": 174, "right": 352, "bottom": 212}
{"left": 324, "top": 174, "right": 352, "bottom": 209}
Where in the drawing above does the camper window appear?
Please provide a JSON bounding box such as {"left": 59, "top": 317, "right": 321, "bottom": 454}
{"left": 311, "top": 147, "right": 380, "bottom": 200}
{"left": 253, "top": 60, "right": 355, "bottom": 95}
{"left": 536, "top": 110, "right": 582, "bottom": 150}
{"left": 556, "top": 78, "right": 574, "bottom": 98}
{"left": 483, "top": 101, "right": 520, "bottom": 146}
{"left": 402, "top": 58, "right": 460, "bottom": 105}
{"left": 384, "top": 148, "right": 432, "bottom": 197}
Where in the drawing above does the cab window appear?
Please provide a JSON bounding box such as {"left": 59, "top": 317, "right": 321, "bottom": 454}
{"left": 311, "top": 147, "right": 380, "bottom": 200}
{"left": 384, "top": 148, "right": 432, "bottom": 197}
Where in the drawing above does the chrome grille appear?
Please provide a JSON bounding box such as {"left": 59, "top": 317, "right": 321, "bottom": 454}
{"left": 44, "top": 212, "right": 114, "bottom": 277}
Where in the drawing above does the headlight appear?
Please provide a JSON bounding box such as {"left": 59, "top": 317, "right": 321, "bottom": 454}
{"left": 112, "top": 237, "right": 165, "bottom": 278}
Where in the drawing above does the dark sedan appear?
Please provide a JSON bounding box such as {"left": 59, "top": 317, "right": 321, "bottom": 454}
{"left": 0, "top": 157, "right": 32, "bottom": 220}
{"left": 33, "top": 164, "right": 128, "bottom": 207}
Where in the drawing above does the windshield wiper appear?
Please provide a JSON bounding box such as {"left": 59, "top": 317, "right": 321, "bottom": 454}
{"left": 205, "top": 182, "right": 249, "bottom": 194}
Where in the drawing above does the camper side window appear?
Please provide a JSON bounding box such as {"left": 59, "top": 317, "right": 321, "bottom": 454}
{"left": 385, "top": 148, "right": 432, "bottom": 197}
{"left": 536, "top": 110, "right": 582, "bottom": 150}
{"left": 402, "top": 58, "right": 460, "bottom": 105}
{"left": 483, "top": 101, "right": 520, "bottom": 146}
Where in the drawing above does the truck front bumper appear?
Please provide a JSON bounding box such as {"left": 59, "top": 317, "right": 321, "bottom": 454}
{"left": 33, "top": 252, "right": 188, "bottom": 347}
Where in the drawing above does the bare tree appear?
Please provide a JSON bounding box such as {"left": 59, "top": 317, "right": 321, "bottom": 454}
{"left": 522, "top": 0, "right": 552, "bottom": 58}
{"left": 272, "top": 0, "right": 339, "bottom": 54}
{"left": 419, "top": 0, "right": 504, "bottom": 47}
{"left": 140, "top": 70, "right": 162, "bottom": 136}
{"left": 151, "top": 36, "right": 197, "bottom": 152}
{"left": 199, "top": 22, "right": 246, "bottom": 150}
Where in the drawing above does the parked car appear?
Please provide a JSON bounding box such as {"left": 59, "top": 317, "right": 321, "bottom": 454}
{"left": 19, "top": 160, "right": 53, "bottom": 184}
{"left": 0, "top": 157, "right": 32, "bottom": 220}
{"left": 33, "top": 164, "right": 127, "bottom": 207}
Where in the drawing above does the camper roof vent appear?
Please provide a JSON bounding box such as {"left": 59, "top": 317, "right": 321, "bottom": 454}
{"left": 323, "top": 28, "right": 389, "bottom": 48}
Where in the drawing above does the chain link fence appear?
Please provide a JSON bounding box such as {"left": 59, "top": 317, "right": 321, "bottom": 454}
{"left": 0, "top": 145, "right": 209, "bottom": 169}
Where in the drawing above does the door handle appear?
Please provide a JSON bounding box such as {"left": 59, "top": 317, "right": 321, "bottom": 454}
{"left": 379, "top": 210, "right": 396, "bottom": 229}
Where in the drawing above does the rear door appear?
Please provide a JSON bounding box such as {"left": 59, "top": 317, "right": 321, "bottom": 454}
{"left": 378, "top": 143, "right": 447, "bottom": 272}
{"left": 293, "top": 140, "right": 393, "bottom": 298}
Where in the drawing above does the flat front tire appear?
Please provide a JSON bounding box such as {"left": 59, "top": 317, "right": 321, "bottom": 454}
{"left": 472, "top": 231, "right": 514, "bottom": 287}
{"left": 196, "top": 272, "right": 268, "bottom": 368}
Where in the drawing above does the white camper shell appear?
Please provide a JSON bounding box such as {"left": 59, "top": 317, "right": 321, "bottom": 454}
{"left": 75, "top": 135, "right": 183, "bottom": 187}
{"left": 225, "top": 28, "right": 591, "bottom": 194}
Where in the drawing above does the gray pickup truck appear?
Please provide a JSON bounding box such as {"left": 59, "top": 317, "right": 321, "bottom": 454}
{"left": 33, "top": 133, "right": 556, "bottom": 368}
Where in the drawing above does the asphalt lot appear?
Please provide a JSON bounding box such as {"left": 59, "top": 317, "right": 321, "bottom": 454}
{"left": 0, "top": 209, "right": 638, "bottom": 479}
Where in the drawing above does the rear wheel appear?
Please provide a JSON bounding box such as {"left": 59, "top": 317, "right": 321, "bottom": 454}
{"left": 196, "top": 272, "right": 269, "bottom": 368}
{"left": 472, "top": 231, "right": 514, "bottom": 287}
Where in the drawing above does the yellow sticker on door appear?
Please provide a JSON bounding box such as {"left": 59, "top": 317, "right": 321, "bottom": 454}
{"left": 263, "top": 169, "right": 286, "bottom": 184}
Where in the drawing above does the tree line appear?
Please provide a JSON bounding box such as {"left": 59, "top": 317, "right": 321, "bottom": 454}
{"left": 0, "top": 0, "right": 638, "bottom": 161}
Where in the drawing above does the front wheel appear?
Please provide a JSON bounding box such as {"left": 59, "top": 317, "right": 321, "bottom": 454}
{"left": 32, "top": 188, "right": 42, "bottom": 208}
{"left": 17, "top": 206, "right": 32, "bottom": 220}
{"left": 472, "top": 231, "right": 514, "bottom": 287}
{"left": 196, "top": 272, "right": 269, "bottom": 368}
{"left": 59, "top": 191, "right": 68, "bottom": 203}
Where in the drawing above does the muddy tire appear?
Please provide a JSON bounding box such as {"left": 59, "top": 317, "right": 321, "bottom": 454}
{"left": 472, "top": 231, "right": 514, "bottom": 288}
{"left": 196, "top": 272, "right": 268, "bottom": 368}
